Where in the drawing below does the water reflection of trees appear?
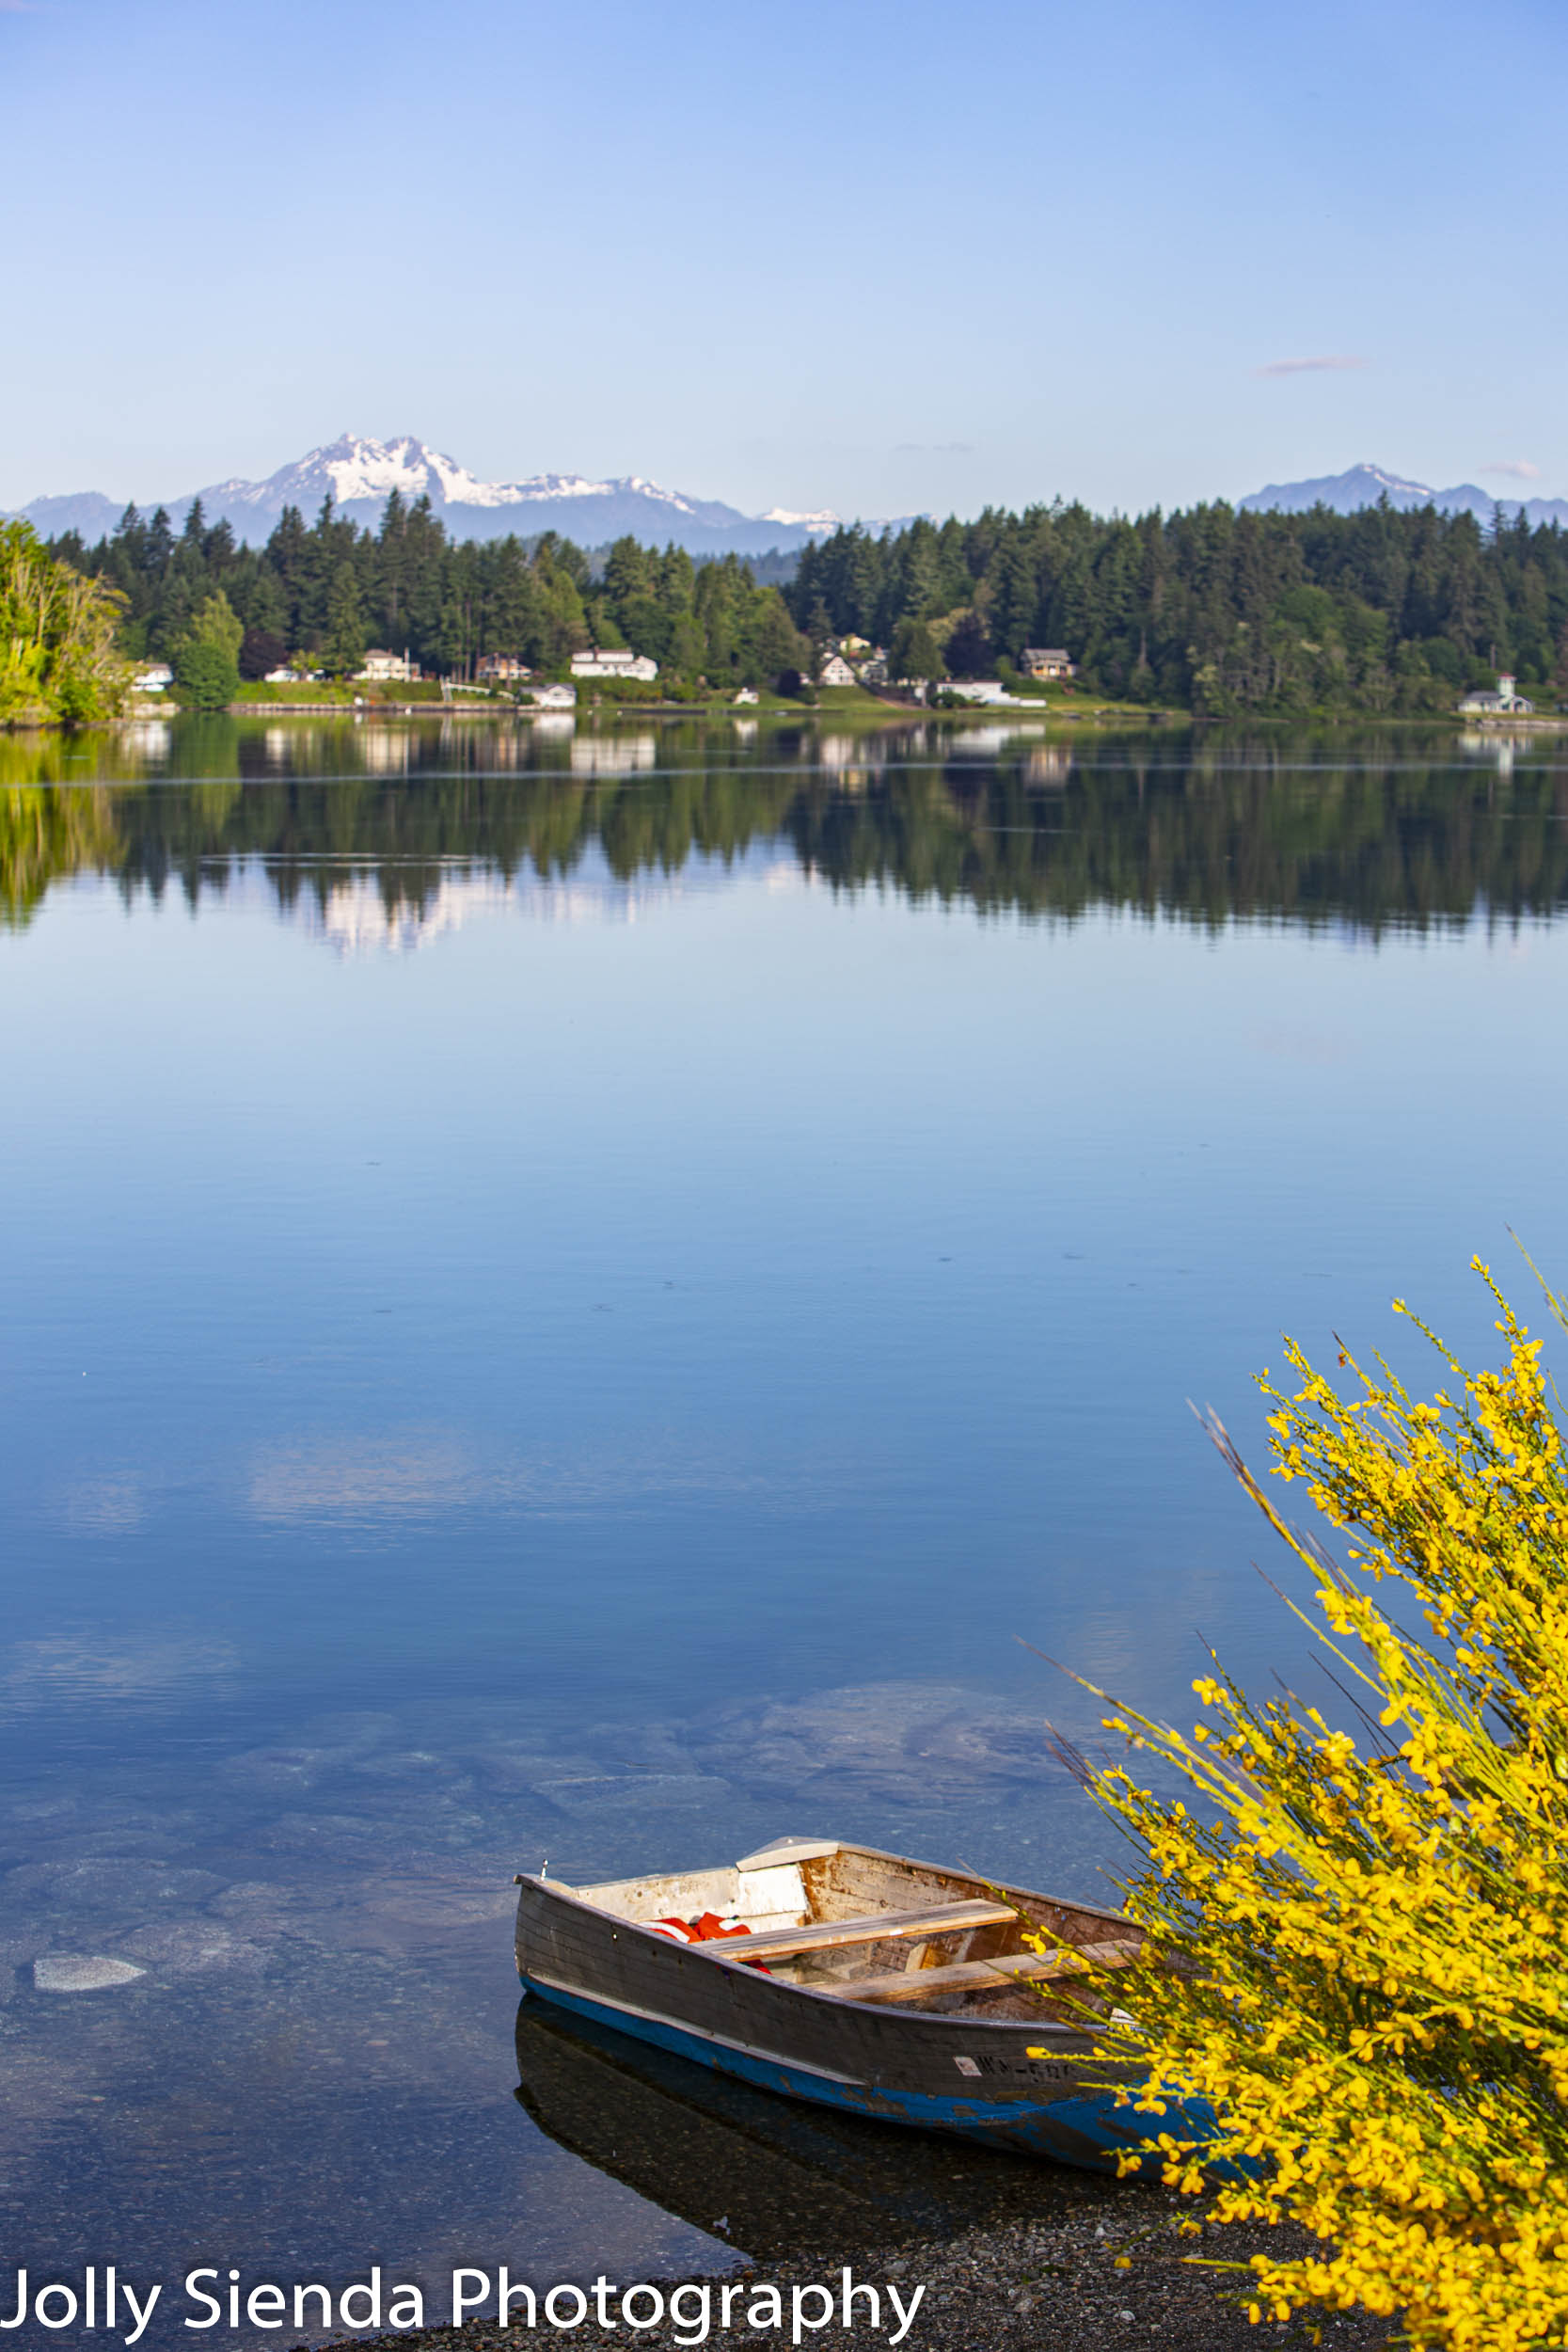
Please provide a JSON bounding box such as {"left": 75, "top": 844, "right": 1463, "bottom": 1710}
{"left": 0, "top": 786, "right": 120, "bottom": 928}
{"left": 2, "top": 720, "right": 1567, "bottom": 936}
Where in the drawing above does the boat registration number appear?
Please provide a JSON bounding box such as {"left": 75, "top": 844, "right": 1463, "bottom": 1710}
{"left": 954, "top": 2053, "right": 1076, "bottom": 2084}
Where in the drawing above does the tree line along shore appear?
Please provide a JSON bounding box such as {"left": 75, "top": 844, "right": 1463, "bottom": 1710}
{"left": 6, "top": 487, "right": 1568, "bottom": 724}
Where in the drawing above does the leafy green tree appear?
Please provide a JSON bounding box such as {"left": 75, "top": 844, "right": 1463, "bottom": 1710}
{"left": 183, "top": 589, "right": 244, "bottom": 664}
{"left": 172, "top": 640, "right": 240, "bottom": 710}
{"left": 0, "top": 521, "right": 128, "bottom": 723}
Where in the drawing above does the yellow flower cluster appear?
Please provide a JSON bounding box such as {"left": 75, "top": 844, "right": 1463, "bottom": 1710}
{"left": 1076, "top": 1262, "right": 1568, "bottom": 2349}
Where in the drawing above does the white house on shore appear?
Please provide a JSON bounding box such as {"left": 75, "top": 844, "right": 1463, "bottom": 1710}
{"left": 522, "top": 682, "right": 578, "bottom": 710}
{"left": 817, "top": 652, "right": 856, "bottom": 687}
{"left": 133, "top": 661, "right": 173, "bottom": 692}
{"left": 358, "top": 649, "right": 419, "bottom": 682}
{"left": 1459, "top": 672, "right": 1535, "bottom": 714}
{"left": 571, "top": 648, "right": 658, "bottom": 683}
{"left": 1020, "top": 647, "right": 1076, "bottom": 680}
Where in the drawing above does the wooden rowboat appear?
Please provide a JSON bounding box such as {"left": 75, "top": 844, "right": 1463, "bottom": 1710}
{"left": 514, "top": 1833, "right": 1197, "bottom": 2172}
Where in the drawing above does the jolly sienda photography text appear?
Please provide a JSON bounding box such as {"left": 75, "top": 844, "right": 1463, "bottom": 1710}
{"left": 0, "top": 2269, "right": 927, "bottom": 2348}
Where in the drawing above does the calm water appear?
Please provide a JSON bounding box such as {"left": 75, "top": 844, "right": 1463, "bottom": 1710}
{"left": 2, "top": 711, "right": 1566, "bottom": 2338}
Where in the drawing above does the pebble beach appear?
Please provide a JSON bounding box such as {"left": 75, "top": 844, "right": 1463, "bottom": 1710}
{"left": 338, "top": 2193, "right": 1397, "bottom": 2352}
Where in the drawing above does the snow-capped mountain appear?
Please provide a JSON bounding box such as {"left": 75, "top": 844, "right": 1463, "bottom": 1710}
{"left": 8, "top": 435, "right": 862, "bottom": 555}
{"left": 761, "top": 504, "right": 842, "bottom": 531}
{"left": 1241, "top": 462, "right": 1568, "bottom": 528}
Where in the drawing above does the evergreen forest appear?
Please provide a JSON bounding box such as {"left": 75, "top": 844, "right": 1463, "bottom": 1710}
{"left": 36, "top": 487, "right": 1568, "bottom": 715}
{"left": 788, "top": 501, "right": 1568, "bottom": 714}
{"left": 45, "top": 494, "right": 809, "bottom": 694}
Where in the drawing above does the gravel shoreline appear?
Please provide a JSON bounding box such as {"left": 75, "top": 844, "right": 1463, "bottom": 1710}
{"left": 332, "top": 2192, "right": 1397, "bottom": 2352}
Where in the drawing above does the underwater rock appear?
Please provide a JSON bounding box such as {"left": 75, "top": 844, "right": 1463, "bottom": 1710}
{"left": 33, "top": 1953, "right": 147, "bottom": 1993}
{"left": 695, "top": 1683, "right": 1058, "bottom": 1800}
{"left": 524, "top": 1772, "right": 731, "bottom": 1817}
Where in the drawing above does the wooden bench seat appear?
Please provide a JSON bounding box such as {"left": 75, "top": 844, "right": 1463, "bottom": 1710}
{"left": 708, "top": 1897, "right": 1017, "bottom": 1964}
{"left": 822, "top": 1937, "right": 1143, "bottom": 2006}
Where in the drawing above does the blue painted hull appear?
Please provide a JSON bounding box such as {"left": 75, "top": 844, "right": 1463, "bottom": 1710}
{"left": 519, "top": 1973, "right": 1189, "bottom": 2170}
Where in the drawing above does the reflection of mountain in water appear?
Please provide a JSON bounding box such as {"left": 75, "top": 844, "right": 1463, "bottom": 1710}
{"left": 237, "top": 852, "right": 799, "bottom": 957}
{"left": 513, "top": 1998, "right": 1094, "bottom": 2264}
{"left": 5, "top": 717, "right": 1568, "bottom": 940}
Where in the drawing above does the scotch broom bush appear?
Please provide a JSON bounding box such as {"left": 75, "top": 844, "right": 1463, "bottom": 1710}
{"left": 1078, "top": 1262, "right": 1568, "bottom": 2349}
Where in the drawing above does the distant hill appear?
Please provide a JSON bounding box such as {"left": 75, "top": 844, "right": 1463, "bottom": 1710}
{"left": 6, "top": 434, "right": 884, "bottom": 557}
{"left": 1241, "top": 461, "right": 1568, "bottom": 529}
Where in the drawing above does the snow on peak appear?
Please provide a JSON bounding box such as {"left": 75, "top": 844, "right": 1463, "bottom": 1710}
{"left": 762, "top": 506, "right": 842, "bottom": 533}
{"left": 71, "top": 434, "right": 859, "bottom": 551}
{"left": 287, "top": 441, "right": 711, "bottom": 516}
{"left": 1352, "top": 464, "right": 1444, "bottom": 500}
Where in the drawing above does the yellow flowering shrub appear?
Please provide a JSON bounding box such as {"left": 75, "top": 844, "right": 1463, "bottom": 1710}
{"left": 1079, "top": 1262, "right": 1568, "bottom": 2348}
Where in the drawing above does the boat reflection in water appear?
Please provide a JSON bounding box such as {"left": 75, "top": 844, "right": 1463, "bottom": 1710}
{"left": 514, "top": 2001, "right": 1110, "bottom": 2265}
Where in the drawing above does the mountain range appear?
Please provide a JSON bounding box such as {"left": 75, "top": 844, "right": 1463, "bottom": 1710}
{"left": 1239, "top": 461, "right": 1568, "bottom": 529}
{"left": 11, "top": 441, "right": 1568, "bottom": 554}
{"left": 6, "top": 434, "right": 863, "bottom": 557}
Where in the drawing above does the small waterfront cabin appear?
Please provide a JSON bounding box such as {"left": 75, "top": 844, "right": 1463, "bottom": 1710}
{"left": 1459, "top": 673, "right": 1535, "bottom": 714}
{"left": 1020, "top": 647, "right": 1077, "bottom": 680}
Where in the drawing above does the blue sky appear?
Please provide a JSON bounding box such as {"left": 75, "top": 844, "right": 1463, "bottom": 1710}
{"left": 5, "top": 0, "right": 1565, "bottom": 520}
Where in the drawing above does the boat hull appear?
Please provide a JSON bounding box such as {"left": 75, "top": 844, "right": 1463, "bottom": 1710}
{"left": 519, "top": 1974, "right": 1158, "bottom": 2168}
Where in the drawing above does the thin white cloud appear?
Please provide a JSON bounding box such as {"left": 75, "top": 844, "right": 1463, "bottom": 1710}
{"left": 0, "top": 1636, "right": 236, "bottom": 1713}
{"left": 246, "top": 1428, "right": 812, "bottom": 1523}
{"left": 1254, "top": 355, "right": 1367, "bottom": 377}
{"left": 1481, "top": 459, "right": 1542, "bottom": 480}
